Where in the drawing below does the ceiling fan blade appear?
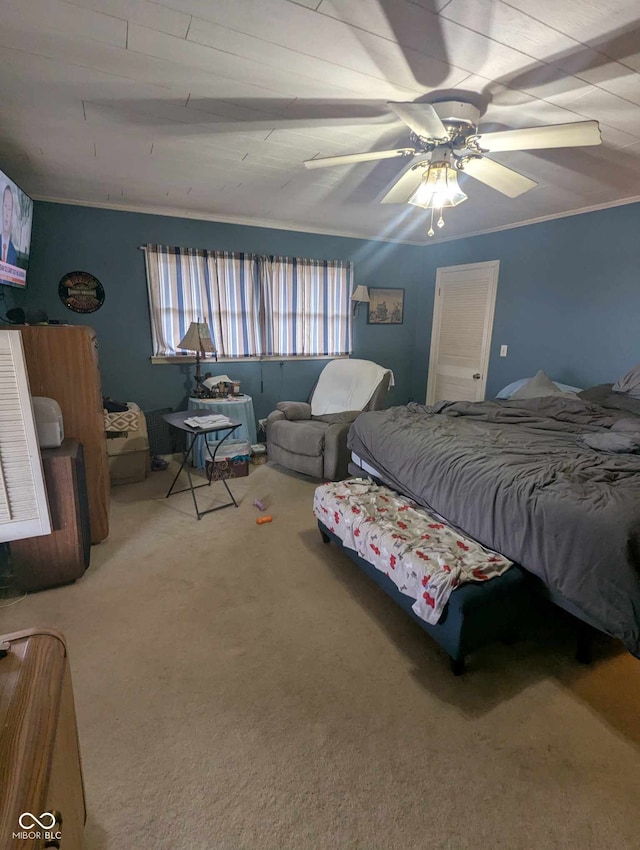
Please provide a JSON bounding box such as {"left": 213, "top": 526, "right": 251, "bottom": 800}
{"left": 304, "top": 147, "right": 415, "bottom": 170}
{"left": 381, "top": 159, "right": 430, "bottom": 204}
{"left": 462, "top": 158, "right": 537, "bottom": 198}
{"left": 387, "top": 102, "right": 448, "bottom": 140}
{"left": 476, "top": 120, "right": 601, "bottom": 153}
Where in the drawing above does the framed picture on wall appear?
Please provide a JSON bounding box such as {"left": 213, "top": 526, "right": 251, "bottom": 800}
{"left": 367, "top": 287, "right": 404, "bottom": 324}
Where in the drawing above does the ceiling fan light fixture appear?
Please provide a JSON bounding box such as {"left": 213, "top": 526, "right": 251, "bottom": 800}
{"left": 408, "top": 160, "right": 468, "bottom": 210}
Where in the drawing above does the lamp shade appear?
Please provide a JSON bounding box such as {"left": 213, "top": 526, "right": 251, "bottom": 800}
{"left": 351, "top": 285, "right": 370, "bottom": 303}
{"left": 408, "top": 160, "right": 468, "bottom": 209}
{"left": 178, "top": 321, "right": 216, "bottom": 354}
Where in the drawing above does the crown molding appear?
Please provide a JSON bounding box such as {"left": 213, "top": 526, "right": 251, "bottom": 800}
{"left": 31, "top": 192, "right": 640, "bottom": 249}
{"left": 30, "top": 195, "right": 426, "bottom": 246}
{"left": 419, "top": 194, "right": 640, "bottom": 246}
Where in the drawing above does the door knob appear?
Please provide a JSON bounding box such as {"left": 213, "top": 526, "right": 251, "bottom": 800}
{"left": 473, "top": 373, "right": 481, "bottom": 380}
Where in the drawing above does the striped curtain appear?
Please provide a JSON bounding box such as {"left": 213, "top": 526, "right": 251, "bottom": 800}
{"left": 145, "top": 245, "right": 208, "bottom": 357}
{"left": 209, "top": 251, "right": 263, "bottom": 357}
{"left": 144, "top": 245, "right": 352, "bottom": 358}
{"left": 144, "top": 245, "right": 262, "bottom": 357}
{"left": 266, "top": 257, "right": 353, "bottom": 356}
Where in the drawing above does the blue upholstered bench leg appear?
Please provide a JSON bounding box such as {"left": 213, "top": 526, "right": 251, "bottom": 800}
{"left": 450, "top": 657, "right": 466, "bottom": 676}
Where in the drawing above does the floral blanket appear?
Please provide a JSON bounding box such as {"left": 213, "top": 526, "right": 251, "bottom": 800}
{"left": 313, "top": 479, "right": 512, "bottom": 624}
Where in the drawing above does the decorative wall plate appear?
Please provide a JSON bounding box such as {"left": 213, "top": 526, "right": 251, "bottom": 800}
{"left": 59, "top": 270, "right": 105, "bottom": 313}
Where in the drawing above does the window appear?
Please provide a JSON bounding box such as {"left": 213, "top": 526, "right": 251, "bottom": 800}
{"left": 144, "top": 245, "right": 353, "bottom": 359}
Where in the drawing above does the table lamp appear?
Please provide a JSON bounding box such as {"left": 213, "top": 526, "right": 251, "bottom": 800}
{"left": 351, "top": 285, "right": 370, "bottom": 317}
{"left": 178, "top": 321, "right": 216, "bottom": 397}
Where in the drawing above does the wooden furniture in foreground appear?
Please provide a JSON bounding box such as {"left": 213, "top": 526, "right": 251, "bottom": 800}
{"left": 9, "top": 325, "right": 110, "bottom": 543}
{"left": 0, "top": 628, "right": 86, "bottom": 849}
{"left": 11, "top": 440, "right": 91, "bottom": 592}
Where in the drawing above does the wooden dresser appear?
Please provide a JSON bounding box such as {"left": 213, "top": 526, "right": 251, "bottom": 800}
{"left": 0, "top": 629, "right": 86, "bottom": 849}
{"left": 10, "top": 325, "right": 110, "bottom": 543}
{"left": 11, "top": 440, "right": 91, "bottom": 591}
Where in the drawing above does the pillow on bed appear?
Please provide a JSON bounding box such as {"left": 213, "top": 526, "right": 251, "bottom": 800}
{"left": 579, "top": 384, "right": 640, "bottom": 417}
{"left": 510, "top": 370, "right": 579, "bottom": 400}
{"left": 496, "top": 376, "right": 581, "bottom": 399}
{"left": 612, "top": 363, "right": 640, "bottom": 399}
{"left": 580, "top": 431, "right": 640, "bottom": 453}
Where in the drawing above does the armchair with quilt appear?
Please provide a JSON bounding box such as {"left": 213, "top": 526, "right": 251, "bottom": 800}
{"left": 266, "top": 359, "right": 393, "bottom": 480}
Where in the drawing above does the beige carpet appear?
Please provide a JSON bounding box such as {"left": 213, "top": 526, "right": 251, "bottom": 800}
{"left": 2, "top": 461, "right": 640, "bottom": 850}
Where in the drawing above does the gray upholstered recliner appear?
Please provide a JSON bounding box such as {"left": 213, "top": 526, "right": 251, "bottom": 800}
{"left": 266, "top": 359, "right": 392, "bottom": 480}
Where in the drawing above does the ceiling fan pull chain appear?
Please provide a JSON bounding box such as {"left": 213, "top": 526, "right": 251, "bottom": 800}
{"left": 428, "top": 208, "right": 435, "bottom": 238}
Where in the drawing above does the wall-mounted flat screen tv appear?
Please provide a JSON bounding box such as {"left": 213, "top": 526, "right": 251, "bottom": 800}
{"left": 0, "top": 170, "right": 33, "bottom": 288}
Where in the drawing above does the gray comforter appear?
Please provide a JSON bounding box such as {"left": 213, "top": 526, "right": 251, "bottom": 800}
{"left": 347, "top": 396, "right": 640, "bottom": 656}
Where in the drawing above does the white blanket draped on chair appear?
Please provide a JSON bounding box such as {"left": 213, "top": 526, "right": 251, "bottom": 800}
{"left": 311, "top": 359, "right": 395, "bottom": 416}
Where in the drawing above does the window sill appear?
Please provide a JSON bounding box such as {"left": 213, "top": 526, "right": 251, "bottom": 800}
{"left": 150, "top": 354, "right": 349, "bottom": 365}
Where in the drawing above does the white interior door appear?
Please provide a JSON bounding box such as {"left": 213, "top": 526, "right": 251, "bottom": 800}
{"left": 426, "top": 260, "right": 499, "bottom": 404}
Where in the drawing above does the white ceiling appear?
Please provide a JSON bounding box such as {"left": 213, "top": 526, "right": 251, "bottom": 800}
{"left": 2, "top": 0, "right": 640, "bottom": 244}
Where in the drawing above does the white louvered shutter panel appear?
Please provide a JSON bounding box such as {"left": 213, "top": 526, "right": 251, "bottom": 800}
{"left": 427, "top": 261, "right": 499, "bottom": 404}
{"left": 0, "top": 330, "right": 51, "bottom": 542}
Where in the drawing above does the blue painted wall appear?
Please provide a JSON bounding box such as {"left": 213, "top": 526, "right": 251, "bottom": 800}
{"left": 23, "top": 202, "right": 423, "bottom": 420}
{"left": 19, "top": 198, "right": 640, "bottom": 419}
{"left": 411, "top": 201, "right": 640, "bottom": 401}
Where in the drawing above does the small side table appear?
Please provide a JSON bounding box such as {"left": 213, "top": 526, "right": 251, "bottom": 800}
{"left": 163, "top": 411, "right": 241, "bottom": 520}
{"left": 188, "top": 395, "right": 257, "bottom": 469}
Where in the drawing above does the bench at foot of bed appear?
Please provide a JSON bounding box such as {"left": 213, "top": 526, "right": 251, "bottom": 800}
{"left": 318, "top": 520, "right": 527, "bottom": 674}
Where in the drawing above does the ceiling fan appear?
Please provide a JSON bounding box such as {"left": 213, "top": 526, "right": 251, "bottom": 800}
{"left": 303, "top": 100, "right": 602, "bottom": 235}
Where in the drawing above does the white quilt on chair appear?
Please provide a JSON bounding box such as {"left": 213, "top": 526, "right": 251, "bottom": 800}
{"left": 310, "top": 359, "right": 394, "bottom": 416}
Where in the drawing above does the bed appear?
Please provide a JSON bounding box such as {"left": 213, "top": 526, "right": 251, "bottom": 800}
{"left": 347, "top": 385, "right": 640, "bottom": 658}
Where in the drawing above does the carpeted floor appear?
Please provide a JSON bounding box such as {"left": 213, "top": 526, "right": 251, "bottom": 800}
{"left": 2, "top": 461, "right": 640, "bottom": 850}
